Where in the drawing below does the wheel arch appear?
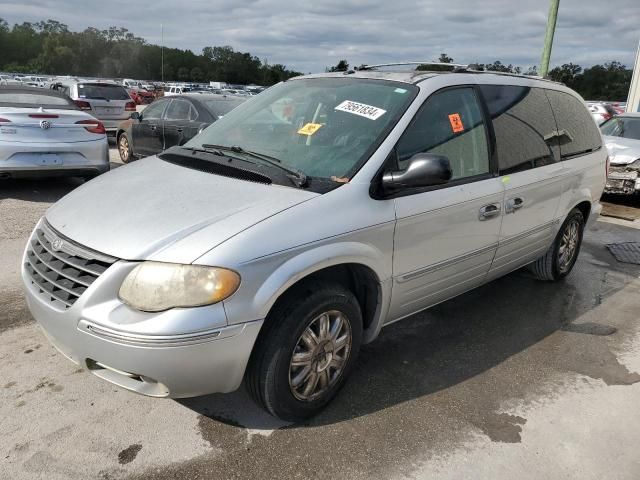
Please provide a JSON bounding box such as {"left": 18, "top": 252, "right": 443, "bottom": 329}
{"left": 249, "top": 243, "right": 392, "bottom": 344}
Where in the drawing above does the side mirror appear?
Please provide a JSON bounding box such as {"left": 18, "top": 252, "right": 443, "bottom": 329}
{"left": 381, "top": 153, "right": 452, "bottom": 194}
{"left": 130, "top": 111, "right": 141, "bottom": 120}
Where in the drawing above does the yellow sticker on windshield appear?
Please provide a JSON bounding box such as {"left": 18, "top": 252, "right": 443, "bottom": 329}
{"left": 297, "top": 123, "right": 323, "bottom": 136}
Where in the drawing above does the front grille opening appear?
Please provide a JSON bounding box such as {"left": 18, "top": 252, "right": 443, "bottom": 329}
{"left": 24, "top": 224, "right": 116, "bottom": 309}
{"left": 86, "top": 359, "right": 152, "bottom": 383}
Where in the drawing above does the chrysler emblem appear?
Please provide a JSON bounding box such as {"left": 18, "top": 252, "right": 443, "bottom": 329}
{"left": 51, "top": 238, "right": 64, "bottom": 251}
{"left": 40, "top": 120, "right": 52, "bottom": 130}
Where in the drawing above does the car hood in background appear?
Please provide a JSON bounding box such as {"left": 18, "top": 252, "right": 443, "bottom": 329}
{"left": 603, "top": 136, "right": 640, "bottom": 165}
{"left": 45, "top": 156, "right": 319, "bottom": 263}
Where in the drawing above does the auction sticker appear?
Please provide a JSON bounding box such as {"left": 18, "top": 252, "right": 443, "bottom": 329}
{"left": 335, "top": 100, "right": 386, "bottom": 120}
{"left": 297, "top": 123, "right": 323, "bottom": 136}
{"left": 448, "top": 113, "right": 464, "bottom": 133}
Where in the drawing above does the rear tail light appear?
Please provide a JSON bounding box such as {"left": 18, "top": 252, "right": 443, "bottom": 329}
{"left": 125, "top": 101, "right": 136, "bottom": 111}
{"left": 74, "top": 100, "right": 92, "bottom": 110}
{"left": 76, "top": 119, "right": 106, "bottom": 135}
{"left": 29, "top": 114, "right": 59, "bottom": 118}
{"left": 0, "top": 118, "right": 10, "bottom": 123}
{"left": 602, "top": 113, "right": 612, "bottom": 122}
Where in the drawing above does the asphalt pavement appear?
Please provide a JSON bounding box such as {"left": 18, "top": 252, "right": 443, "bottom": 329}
{"left": 1, "top": 161, "right": 640, "bottom": 480}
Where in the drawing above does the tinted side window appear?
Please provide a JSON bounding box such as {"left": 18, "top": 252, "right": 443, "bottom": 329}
{"left": 396, "top": 87, "right": 489, "bottom": 180}
{"left": 142, "top": 100, "right": 166, "bottom": 119}
{"left": 164, "top": 100, "right": 192, "bottom": 121}
{"left": 545, "top": 90, "right": 602, "bottom": 159}
{"left": 480, "top": 85, "right": 558, "bottom": 175}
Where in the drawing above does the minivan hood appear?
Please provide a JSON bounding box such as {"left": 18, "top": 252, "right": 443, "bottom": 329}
{"left": 46, "top": 156, "right": 318, "bottom": 263}
{"left": 603, "top": 136, "right": 640, "bottom": 165}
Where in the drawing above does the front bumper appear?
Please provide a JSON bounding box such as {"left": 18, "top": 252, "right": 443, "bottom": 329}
{"left": 21, "top": 231, "right": 262, "bottom": 398}
{"left": 604, "top": 170, "right": 640, "bottom": 195}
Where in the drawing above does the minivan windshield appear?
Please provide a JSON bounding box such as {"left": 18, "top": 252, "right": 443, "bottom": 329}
{"left": 600, "top": 116, "right": 640, "bottom": 141}
{"left": 188, "top": 78, "right": 418, "bottom": 179}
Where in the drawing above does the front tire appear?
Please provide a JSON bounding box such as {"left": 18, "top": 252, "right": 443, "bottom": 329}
{"left": 118, "top": 132, "right": 133, "bottom": 164}
{"left": 530, "top": 208, "right": 585, "bottom": 281}
{"left": 246, "top": 283, "right": 363, "bottom": 421}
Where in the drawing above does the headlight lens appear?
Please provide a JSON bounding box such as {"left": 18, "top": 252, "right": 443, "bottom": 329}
{"left": 119, "top": 262, "right": 240, "bottom": 312}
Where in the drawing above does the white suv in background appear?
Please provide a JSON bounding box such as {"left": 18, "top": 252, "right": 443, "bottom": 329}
{"left": 50, "top": 80, "right": 136, "bottom": 136}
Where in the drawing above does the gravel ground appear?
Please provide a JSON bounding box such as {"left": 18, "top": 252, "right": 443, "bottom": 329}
{"left": 1, "top": 166, "right": 640, "bottom": 480}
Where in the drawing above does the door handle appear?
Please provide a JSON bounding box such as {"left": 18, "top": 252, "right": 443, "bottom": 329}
{"left": 479, "top": 203, "right": 501, "bottom": 220}
{"left": 505, "top": 197, "right": 524, "bottom": 213}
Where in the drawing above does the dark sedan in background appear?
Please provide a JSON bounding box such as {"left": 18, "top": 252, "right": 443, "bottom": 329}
{"left": 116, "top": 94, "right": 247, "bottom": 163}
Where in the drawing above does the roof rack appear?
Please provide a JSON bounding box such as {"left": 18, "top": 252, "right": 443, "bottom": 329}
{"left": 358, "top": 61, "right": 469, "bottom": 71}
{"left": 356, "top": 61, "right": 560, "bottom": 83}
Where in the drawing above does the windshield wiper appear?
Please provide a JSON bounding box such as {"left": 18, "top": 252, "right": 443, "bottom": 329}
{"left": 182, "top": 145, "right": 226, "bottom": 157}
{"left": 202, "top": 144, "right": 308, "bottom": 188}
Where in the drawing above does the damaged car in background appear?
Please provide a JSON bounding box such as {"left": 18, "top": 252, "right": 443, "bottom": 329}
{"left": 601, "top": 113, "right": 640, "bottom": 195}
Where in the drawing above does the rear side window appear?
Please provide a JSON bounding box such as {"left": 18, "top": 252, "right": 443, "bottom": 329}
{"left": 78, "top": 84, "right": 130, "bottom": 101}
{"left": 396, "top": 87, "right": 490, "bottom": 180}
{"left": 545, "top": 90, "right": 602, "bottom": 159}
{"left": 164, "top": 99, "right": 197, "bottom": 121}
{"left": 480, "top": 85, "right": 558, "bottom": 175}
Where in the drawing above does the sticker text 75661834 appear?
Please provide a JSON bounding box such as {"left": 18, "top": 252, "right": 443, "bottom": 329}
{"left": 334, "top": 100, "right": 387, "bottom": 120}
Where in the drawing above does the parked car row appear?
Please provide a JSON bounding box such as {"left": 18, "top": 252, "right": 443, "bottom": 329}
{"left": 0, "top": 80, "right": 250, "bottom": 178}
{"left": 0, "top": 74, "right": 51, "bottom": 87}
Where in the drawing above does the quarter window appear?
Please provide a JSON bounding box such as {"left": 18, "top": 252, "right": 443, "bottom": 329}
{"left": 164, "top": 100, "right": 197, "bottom": 121}
{"left": 142, "top": 100, "right": 167, "bottom": 119}
{"left": 396, "top": 87, "right": 490, "bottom": 180}
{"left": 545, "top": 90, "right": 602, "bottom": 159}
{"left": 480, "top": 85, "right": 558, "bottom": 175}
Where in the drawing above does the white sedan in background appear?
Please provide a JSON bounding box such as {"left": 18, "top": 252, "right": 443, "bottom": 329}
{"left": 0, "top": 86, "right": 109, "bottom": 179}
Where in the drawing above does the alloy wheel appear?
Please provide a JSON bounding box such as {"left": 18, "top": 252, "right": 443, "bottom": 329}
{"left": 119, "top": 135, "right": 130, "bottom": 163}
{"left": 288, "top": 310, "right": 352, "bottom": 402}
{"left": 558, "top": 218, "right": 580, "bottom": 273}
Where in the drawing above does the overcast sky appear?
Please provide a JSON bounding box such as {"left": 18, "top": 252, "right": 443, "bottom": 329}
{"left": 1, "top": 0, "right": 638, "bottom": 73}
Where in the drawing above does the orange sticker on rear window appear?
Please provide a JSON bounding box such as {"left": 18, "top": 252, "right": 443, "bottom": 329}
{"left": 448, "top": 113, "right": 464, "bottom": 133}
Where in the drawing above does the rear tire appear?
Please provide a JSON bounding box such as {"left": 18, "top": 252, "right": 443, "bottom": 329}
{"left": 530, "top": 208, "right": 585, "bottom": 281}
{"left": 118, "top": 132, "right": 133, "bottom": 164}
{"left": 246, "top": 282, "right": 362, "bottom": 421}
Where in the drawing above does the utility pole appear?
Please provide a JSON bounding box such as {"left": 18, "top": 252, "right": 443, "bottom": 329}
{"left": 160, "top": 23, "right": 164, "bottom": 83}
{"left": 540, "top": 0, "right": 560, "bottom": 77}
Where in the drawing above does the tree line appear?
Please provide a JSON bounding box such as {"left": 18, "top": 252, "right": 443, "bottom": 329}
{"left": 329, "top": 54, "right": 633, "bottom": 101}
{"left": 0, "top": 19, "right": 302, "bottom": 85}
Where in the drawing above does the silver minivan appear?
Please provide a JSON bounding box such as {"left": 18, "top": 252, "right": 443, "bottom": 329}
{"left": 22, "top": 67, "right": 606, "bottom": 421}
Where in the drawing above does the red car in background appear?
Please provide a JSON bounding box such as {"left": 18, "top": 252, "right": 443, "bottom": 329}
{"left": 126, "top": 87, "right": 155, "bottom": 105}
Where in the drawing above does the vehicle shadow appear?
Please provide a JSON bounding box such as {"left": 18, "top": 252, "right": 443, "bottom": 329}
{"left": 0, "top": 166, "right": 121, "bottom": 203}
{"left": 179, "top": 228, "right": 640, "bottom": 430}
{"left": 0, "top": 177, "right": 85, "bottom": 203}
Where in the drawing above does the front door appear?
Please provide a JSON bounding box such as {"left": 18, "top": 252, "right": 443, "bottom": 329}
{"left": 388, "top": 86, "right": 505, "bottom": 322}
{"left": 133, "top": 99, "right": 168, "bottom": 156}
{"left": 478, "top": 85, "right": 565, "bottom": 281}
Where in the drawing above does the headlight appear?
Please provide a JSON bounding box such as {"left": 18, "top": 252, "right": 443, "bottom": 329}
{"left": 119, "top": 262, "right": 240, "bottom": 312}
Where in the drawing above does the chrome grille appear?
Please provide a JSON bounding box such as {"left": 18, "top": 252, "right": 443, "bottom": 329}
{"left": 24, "top": 222, "right": 117, "bottom": 309}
